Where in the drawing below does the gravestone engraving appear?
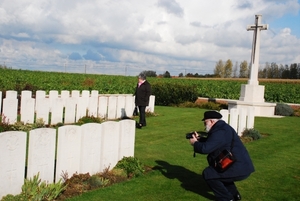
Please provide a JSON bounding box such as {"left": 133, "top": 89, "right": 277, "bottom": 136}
{"left": 36, "top": 98, "right": 50, "bottom": 125}
{"left": 98, "top": 96, "right": 108, "bottom": 119}
{"left": 56, "top": 125, "right": 81, "bottom": 182}
{"left": 50, "top": 98, "right": 64, "bottom": 125}
{"left": 3, "top": 98, "right": 18, "bottom": 124}
{"left": 64, "top": 97, "right": 77, "bottom": 124}
{"left": 107, "top": 96, "right": 117, "bottom": 119}
{"left": 27, "top": 128, "right": 56, "bottom": 183}
{"left": 116, "top": 95, "right": 126, "bottom": 118}
{"left": 119, "top": 120, "right": 135, "bottom": 158}
{"left": 80, "top": 123, "right": 102, "bottom": 175}
{"left": 100, "top": 121, "right": 120, "bottom": 172}
{"left": 0, "top": 131, "right": 27, "bottom": 198}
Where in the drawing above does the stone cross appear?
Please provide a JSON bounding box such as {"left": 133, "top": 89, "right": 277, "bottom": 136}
{"left": 247, "top": 14, "right": 268, "bottom": 85}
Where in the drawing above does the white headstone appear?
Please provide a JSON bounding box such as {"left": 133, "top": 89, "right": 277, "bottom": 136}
{"left": 91, "top": 90, "right": 99, "bottom": 97}
{"left": 71, "top": 90, "right": 80, "bottom": 98}
{"left": 76, "top": 97, "right": 88, "bottom": 121}
{"left": 27, "top": 128, "right": 56, "bottom": 183}
{"left": 220, "top": 109, "right": 229, "bottom": 123}
{"left": 229, "top": 109, "right": 238, "bottom": 133}
{"left": 119, "top": 120, "right": 136, "bottom": 158}
{"left": 247, "top": 107, "right": 255, "bottom": 129}
{"left": 100, "top": 121, "right": 120, "bottom": 172}
{"left": 35, "top": 98, "right": 50, "bottom": 125}
{"left": 0, "top": 131, "right": 27, "bottom": 198}
{"left": 80, "top": 123, "right": 102, "bottom": 175}
{"left": 238, "top": 108, "right": 247, "bottom": 136}
{"left": 50, "top": 98, "right": 64, "bottom": 125}
{"left": 107, "top": 96, "right": 117, "bottom": 119}
{"left": 49, "top": 90, "right": 59, "bottom": 112}
{"left": 81, "top": 90, "right": 90, "bottom": 98}
{"left": 88, "top": 96, "right": 98, "bottom": 117}
{"left": 5, "top": 90, "right": 17, "bottom": 99}
{"left": 21, "top": 90, "right": 32, "bottom": 99}
{"left": 64, "top": 97, "right": 77, "bottom": 124}
{"left": 3, "top": 98, "right": 18, "bottom": 124}
{"left": 35, "top": 90, "right": 46, "bottom": 112}
{"left": 0, "top": 91, "right": 2, "bottom": 114}
{"left": 146, "top": 95, "right": 155, "bottom": 113}
{"left": 125, "top": 95, "right": 134, "bottom": 118}
{"left": 20, "top": 98, "right": 35, "bottom": 124}
{"left": 56, "top": 125, "right": 82, "bottom": 182}
{"left": 36, "top": 90, "right": 46, "bottom": 99}
{"left": 98, "top": 96, "right": 108, "bottom": 119}
{"left": 61, "top": 90, "right": 70, "bottom": 107}
{"left": 116, "top": 95, "right": 126, "bottom": 119}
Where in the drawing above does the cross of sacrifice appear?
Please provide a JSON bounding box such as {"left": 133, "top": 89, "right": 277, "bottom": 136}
{"left": 247, "top": 14, "right": 268, "bottom": 85}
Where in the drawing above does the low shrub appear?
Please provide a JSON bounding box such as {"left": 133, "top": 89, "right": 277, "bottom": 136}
{"left": 1, "top": 173, "right": 66, "bottom": 201}
{"left": 152, "top": 82, "right": 198, "bottom": 106}
{"left": 76, "top": 115, "right": 103, "bottom": 125}
{"left": 114, "top": 156, "right": 145, "bottom": 178}
{"left": 275, "top": 103, "right": 294, "bottom": 116}
{"left": 242, "top": 128, "right": 262, "bottom": 140}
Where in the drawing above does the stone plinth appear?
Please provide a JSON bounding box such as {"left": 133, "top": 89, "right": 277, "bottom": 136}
{"left": 228, "top": 100, "right": 276, "bottom": 117}
{"left": 239, "top": 84, "right": 265, "bottom": 102}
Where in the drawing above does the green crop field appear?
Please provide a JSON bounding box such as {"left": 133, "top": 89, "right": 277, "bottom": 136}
{"left": 1, "top": 68, "right": 300, "bottom": 104}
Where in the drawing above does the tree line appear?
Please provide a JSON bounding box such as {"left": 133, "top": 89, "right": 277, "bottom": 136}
{"left": 213, "top": 60, "right": 300, "bottom": 79}
{"left": 140, "top": 61, "right": 300, "bottom": 79}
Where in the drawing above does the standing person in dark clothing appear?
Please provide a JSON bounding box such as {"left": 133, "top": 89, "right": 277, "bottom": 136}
{"left": 134, "top": 73, "right": 151, "bottom": 128}
{"left": 189, "top": 111, "right": 255, "bottom": 201}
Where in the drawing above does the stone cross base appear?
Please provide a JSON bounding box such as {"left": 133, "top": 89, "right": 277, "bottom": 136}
{"left": 239, "top": 84, "right": 265, "bottom": 102}
{"left": 228, "top": 100, "right": 276, "bottom": 117}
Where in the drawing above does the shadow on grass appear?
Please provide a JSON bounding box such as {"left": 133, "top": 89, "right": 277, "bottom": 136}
{"left": 153, "top": 160, "right": 215, "bottom": 200}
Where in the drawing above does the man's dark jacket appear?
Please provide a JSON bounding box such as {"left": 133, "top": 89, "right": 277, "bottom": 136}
{"left": 193, "top": 120, "right": 255, "bottom": 179}
{"left": 134, "top": 80, "right": 151, "bottom": 106}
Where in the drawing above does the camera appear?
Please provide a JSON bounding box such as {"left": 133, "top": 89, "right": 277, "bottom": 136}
{"left": 185, "top": 131, "right": 208, "bottom": 139}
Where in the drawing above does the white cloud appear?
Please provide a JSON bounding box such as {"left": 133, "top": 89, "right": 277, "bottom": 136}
{"left": 0, "top": 0, "right": 299, "bottom": 76}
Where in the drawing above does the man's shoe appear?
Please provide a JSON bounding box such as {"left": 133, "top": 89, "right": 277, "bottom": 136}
{"left": 234, "top": 191, "right": 241, "bottom": 200}
{"left": 136, "top": 122, "right": 142, "bottom": 129}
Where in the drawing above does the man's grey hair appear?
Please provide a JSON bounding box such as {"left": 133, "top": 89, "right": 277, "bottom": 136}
{"left": 138, "top": 73, "right": 146, "bottom": 80}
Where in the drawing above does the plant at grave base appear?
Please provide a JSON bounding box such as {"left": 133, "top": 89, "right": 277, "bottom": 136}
{"left": 242, "top": 128, "right": 262, "bottom": 140}
{"left": 33, "top": 118, "right": 46, "bottom": 129}
{"left": 114, "top": 156, "right": 145, "bottom": 178}
{"left": 10, "top": 121, "right": 33, "bottom": 132}
{"left": 0, "top": 115, "right": 13, "bottom": 132}
{"left": 87, "top": 175, "right": 110, "bottom": 188}
{"left": 61, "top": 170, "right": 69, "bottom": 183}
{"left": 145, "top": 110, "right": 159, "bottom": 117}
{"left": 198, "top": 101, "right": 223, "bottom": 110}
{"left": 76, "top": 115, "right": 104, "bottom": 125}
{"left": 1, "top": 173, "right": 66, "bottom": 201}
{"left": 275, "top": 103, "right": 294, "bottom": 116}
{"left": 0, "top": 194, "right": 26, "bottom": 201}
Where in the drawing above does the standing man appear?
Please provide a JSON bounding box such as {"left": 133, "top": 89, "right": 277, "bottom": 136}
{"left": 134, "top": 73, "right": 151, "bottom": 128}
{"left": 189, "top": 111, "right": 255, "bottom": 201}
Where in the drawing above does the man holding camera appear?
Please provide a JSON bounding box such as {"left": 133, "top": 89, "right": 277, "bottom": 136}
{"left": 189, "top": 111, "right": 255, "bottom": 201}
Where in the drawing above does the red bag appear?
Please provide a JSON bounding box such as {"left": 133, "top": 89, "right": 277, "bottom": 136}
{"left": 214, "top": 149, "right": 236, "bottom": 172}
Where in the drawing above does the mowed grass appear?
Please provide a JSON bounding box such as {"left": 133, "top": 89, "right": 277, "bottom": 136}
{"left": 66, "top": 106, "right": 300, "bottom": 201}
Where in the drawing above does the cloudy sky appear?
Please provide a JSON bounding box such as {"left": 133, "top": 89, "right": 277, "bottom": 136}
{"left": 0, "top": 0, "right": 299, "bottom": 76}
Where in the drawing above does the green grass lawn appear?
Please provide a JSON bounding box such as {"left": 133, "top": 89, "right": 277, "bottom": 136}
{"left": 66, "top": 106, "right": 300, "bottom": 201}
